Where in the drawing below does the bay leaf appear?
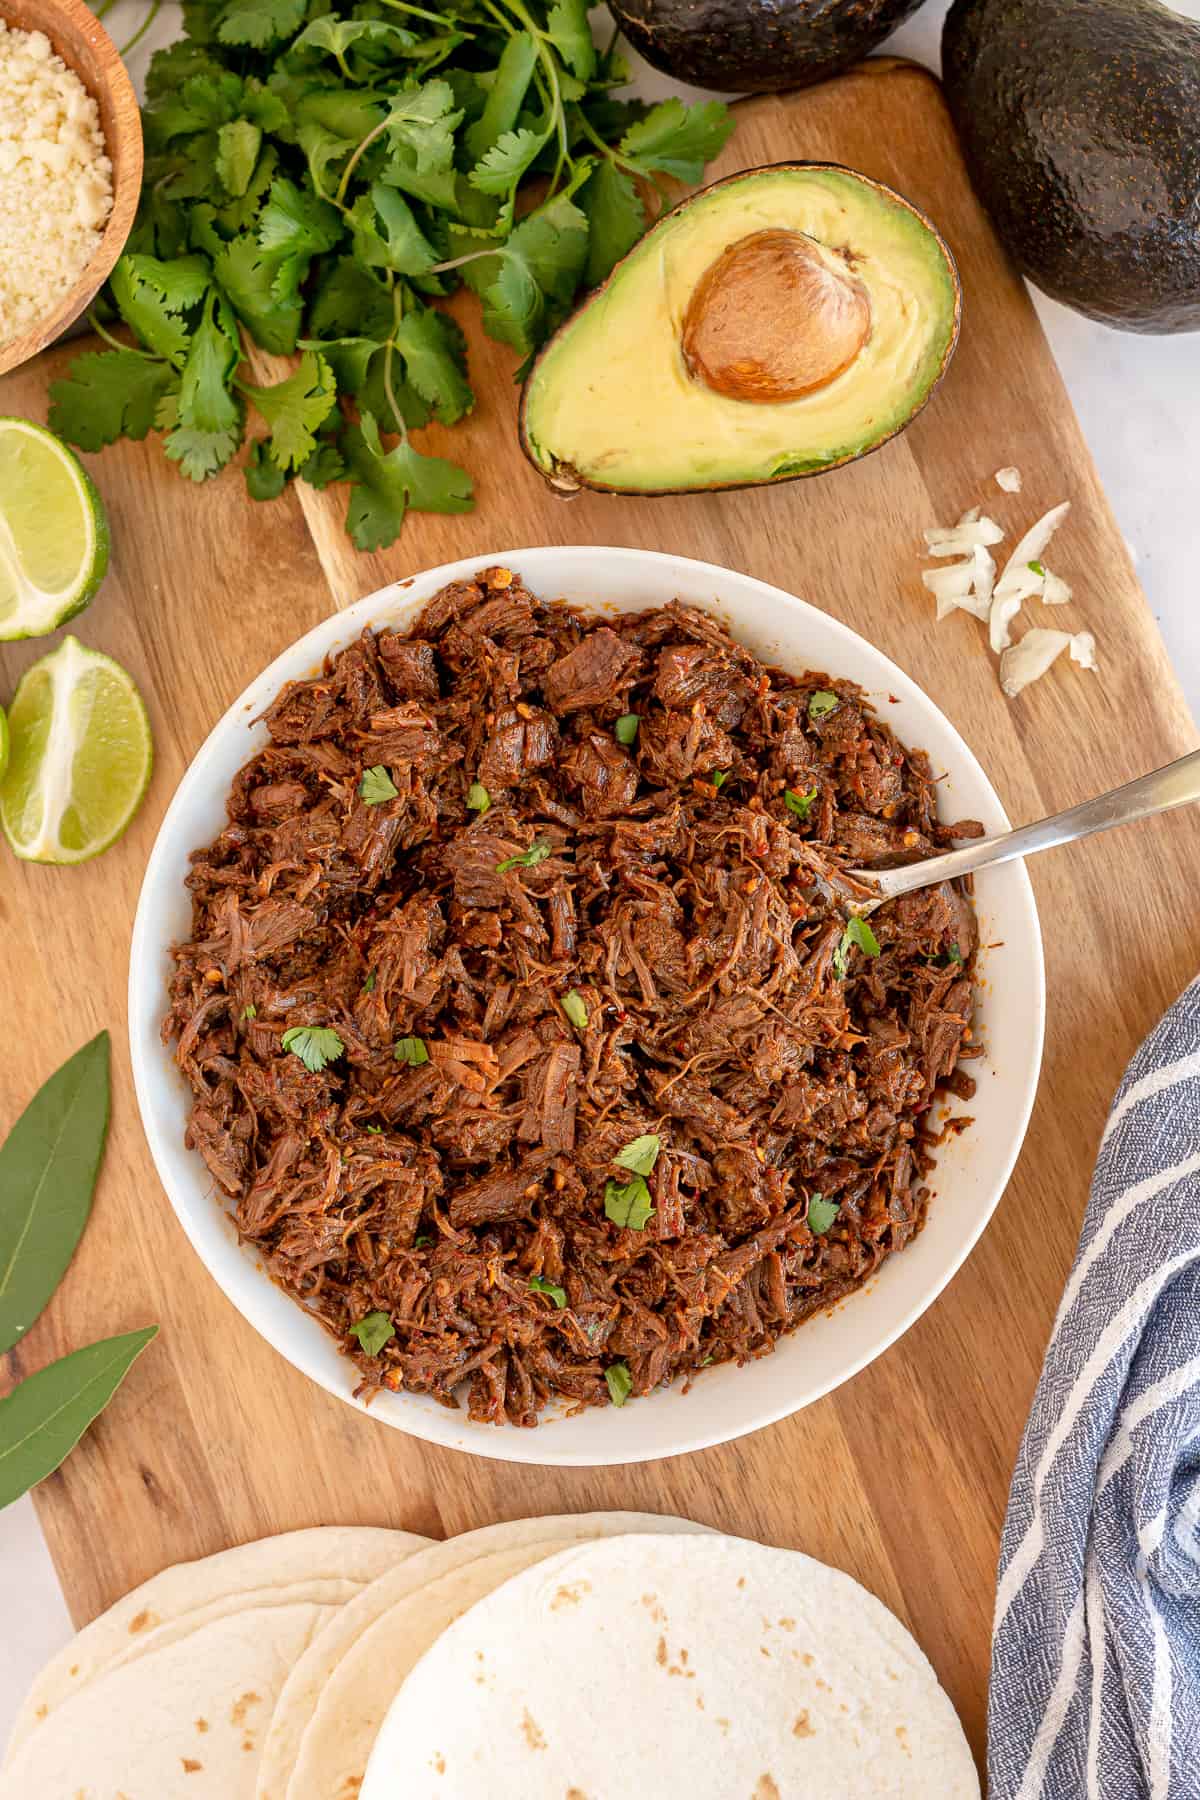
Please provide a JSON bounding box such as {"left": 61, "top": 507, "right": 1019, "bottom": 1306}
{"left": 0, "top": 1033, "right": 110, "bottom": 1355}
{"left": 0, "top": 1327, "right": 157, "bottom": 1510}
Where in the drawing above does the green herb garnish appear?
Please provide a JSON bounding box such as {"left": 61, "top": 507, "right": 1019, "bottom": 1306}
{"left": 281, "top": 1025, "right": 345, "bottom": 1071}
{"left": 394, "top": 1036, "right": 430, "bottom": 1066}
{"left": 947, "top": 942, "right": 964, "bottom": 964}
{"left": 832, "top": 916, "right": 881, "bottom": 980}
{"left": 614, "top": 1133, "right": 661, "bottom": 1176}
{"left": 559, "top": 990, "right": 588, "bottom": 1030}
{"left": 414, "top": 1233, "right": 433, "bottom": 1248}
{"left": 784, "top": 786, "right": 817, "bottom": 820}
{"left": 711, "top": 770, "right": 728, "bottom": 789}
{"left": 348, "top": 1310, "right": 395, "bottom": 1355}
{"left": 604, "top": 1175, "right": 654, "bottom": 1231}
{"left": 496, "top": 838, "right": 552, "bottom": 873}
{"left": 614, "top": 713, "right": 639, "bottom": 746}
{"left": 241, "top": 1003, "right": 257, "bottom": 1021}
{"left": 48, "top": 11, "right": 733, "bottom": 554}
{"left": 808, "top": 690, "right": 840, "bottom": 719}
{"left": 363, "top": 971, "right": 376, "bottom": 993}
{"left": 529, "top": 1275, "right": 567, "bottom": 1308}
{"left": 806, "top": 1193, "right": 841, "bottom": 1235}
{"left": 1028, "top": 559, "right": 1046, "bottom": 576}
{"left": 359, "top": 765, "right": 398, "bottom": 805}
{"left": 466, "top": 782, "right": 491, "bottom": 813}
{"left": 366, "top": 1124, "right": 382, "bottom": 1134}
{"left": 606, "top": 1361, "right": 633, "bottom": 1406}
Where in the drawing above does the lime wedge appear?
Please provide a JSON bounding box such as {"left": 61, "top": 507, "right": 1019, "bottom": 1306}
{"left": 0, "top": 637, "right": 152, "bottom": 863}
{"left": 0, "top": 704, "right": 7, "bottom": 784}
{"left": 0, "top": 418, "right": 109, "bottom": 640}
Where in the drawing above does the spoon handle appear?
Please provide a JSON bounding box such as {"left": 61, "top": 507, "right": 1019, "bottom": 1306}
{"left": 863, "top": 747, "right": 1200, "bottom": 902}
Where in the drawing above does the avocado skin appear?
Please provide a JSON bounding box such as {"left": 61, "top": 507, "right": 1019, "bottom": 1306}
{"left": 943, "top": 0, "right": 1200, "bottom": 332}
{"left": 607, "top": 0, "right": 927, "bottom": 93}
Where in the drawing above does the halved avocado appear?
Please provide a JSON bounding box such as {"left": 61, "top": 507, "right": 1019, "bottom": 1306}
{"left": 519, "top": 164, "right": 961, "bottom": 498}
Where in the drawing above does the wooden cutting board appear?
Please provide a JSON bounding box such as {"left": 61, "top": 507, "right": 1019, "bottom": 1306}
{"left": 2, "top": 60, "right": 1197, "bottom": 1760}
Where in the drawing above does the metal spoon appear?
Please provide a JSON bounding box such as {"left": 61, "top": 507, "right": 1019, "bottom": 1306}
{"left": 846, "top": 747, "right": 1200, "bottom": 914}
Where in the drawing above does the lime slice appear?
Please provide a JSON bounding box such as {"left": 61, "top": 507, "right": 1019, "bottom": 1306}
{"left": 0, "top": 637, "right": 152, "bottom": 863}
{"left": 0, "top": 704, "right": 8, "bottom": 785}
{"left": 0, "top": 418, "right": 109, "bottom": 640}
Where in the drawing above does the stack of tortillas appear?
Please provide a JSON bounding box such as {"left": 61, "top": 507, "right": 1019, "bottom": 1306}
{"left": 1, "top": 1514, "right": 980, "bottom": 1798}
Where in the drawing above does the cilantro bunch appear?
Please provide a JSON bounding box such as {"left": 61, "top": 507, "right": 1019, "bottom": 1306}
{"left": 49, "top": 0, "right": 733, "bottom": 550}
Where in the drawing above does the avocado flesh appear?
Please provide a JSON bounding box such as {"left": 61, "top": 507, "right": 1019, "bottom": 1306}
{"left": 943, "top": 0, "right": 1200, "bottom": 332}
{"left": 521, "top": 167, "right": 960, "bottom": 496}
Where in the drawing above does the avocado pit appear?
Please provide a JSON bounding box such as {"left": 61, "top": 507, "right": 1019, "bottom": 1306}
{"left": 680, "top": 228, "right": 871, "bottom": 404}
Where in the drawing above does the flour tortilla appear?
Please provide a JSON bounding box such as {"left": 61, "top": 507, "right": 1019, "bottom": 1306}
{"left": 0, "top": 1600, "right": 337, "bottom": 1799}
{"left": 257, "top": 1511, "right": 711, "bottom": 1800}
{"left": 5, "top": 1526, "right": 428, "bottom": 1763}
{"left": 360, "top": 1534, "right": 981, "bottom": 1799}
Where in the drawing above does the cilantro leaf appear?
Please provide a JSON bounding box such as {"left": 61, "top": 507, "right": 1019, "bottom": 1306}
{"left": 614, "top": 712, "right": 639, "bottom": 746}
{"left": 216, "top": 120, "right": 262, "bottom": 198}
{"left": 289, "top": 16, "right": 420, "bottom": 73}
{"left": 218, "top": 0, "right": 306, "bottom": 49}
{"left": 467, "top": 195, "right": 588, "bottom": 354}
{"left": 619, "top": 99, "right": 734, "bottom": 183}
{"left": 808, "top": 690, "right": 839, "bottom": 719}
{"left": 466, "top": 781, "right": 490, "bottom": 813}
{"left": 465, "top": 31, "right": 537, "bottom": 163}
{"left": 49, "top": 351, "right": 178, "bottom": 451}
{"left": 109, "top": 255, "right": 202, "bottom": 365}
{"left": 280, "top": 1025, "right": 345, "bottom": 1072}
{"left": 392, "top": 305, "right": 473, "bottom": 424}
{"left": 299, "top": 435, "right": 345, "bottom": 488}
{"left": 245, "top": 438, "right": 288, "bottom": 500}
{"left": 122, "top": 253, "right": 211, "bottom": 316}
{"left": 386, "top": 80, "right": 462, "bottom": 175}
{"left": 348, "top": 1310, "right": 395, "bottom": 1354}
{"left": 604, "top": 1174, "right": 654, "bottom": 1231}
{"left": 359, "top": 763, "right": 398, "bottom": 805}
{"left": 258, "top": 178, "right": 343, "bottom": 266}
{"left": 832, "top": 915, "right": 882, "bottom": 980}
{"left": 784, "top": 786, "right": 817, "bottom": 820}
{"left": 165, "top": 290, "right": 243, "bottom": 481}
{"left": 349, "top": 185, "right": 439, "bottom": 278}
{"left": 560, "top": 989, "right": 588, "bottom": 1029}
{"left": 807, "top": 1193, "right": 840, "bottom": 1235}
{"left": 545, "top": 0, "right": 596, "bottom": 81}
{"left": 495, "top": 837, "right": 552, "bottom": 873}
{"left": 342, "top": 412, "right": 473, "bottom": 552}
{"left": 394, "top": 1035, "right": 430, "bottom": 1066}
{"left": 241, "top": 349, "right": 337, "bottom": 470}
{"left": 529, "top": 1275, "right": 567, "bottom": 1309}
{"left": 614, "top": 1134, "right": 660, "bottom": 1177}
{"left": 305, "top": 334, "right": 382, "bottom": 394}
{"left": 213, "top": 233, "right": 303, "bottom": 354}
{"left": 606, "top": 1362, "right": 632, "bottom": 1406}
{"left": 580, "top": 159, "right": 644, "bottom": 287}
{"left": 469, "top": 126, "right": 549, "bottom": 199}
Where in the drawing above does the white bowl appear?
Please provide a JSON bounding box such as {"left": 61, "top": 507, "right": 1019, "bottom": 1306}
{"left": 129, "top": 546, "right": 1044, "bottom": 1467}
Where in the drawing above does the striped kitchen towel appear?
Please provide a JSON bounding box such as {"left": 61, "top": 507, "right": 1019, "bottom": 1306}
{"left": 989, "top": 975, "right": 1200, "bottom": 1799}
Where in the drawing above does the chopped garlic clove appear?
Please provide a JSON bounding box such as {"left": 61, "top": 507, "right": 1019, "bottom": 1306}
{"left": 1041, "top": 569, "right": 1073, "bottom": 605}
{"left": 923, "top": 515, "right": 1005, "bottom": 557}
{"left": 994, "top": 466, "right": 1022, "bottom": 493}
{"left": 994, "top": 501, "right": 1071, "bottom": 598}
{"left": 972, "top": 542, "right": 996, "bottom": 608}
{"left": 999, "top": 629, "right": 1073, "bottom": 696}
{"left": 1069, "top": 631, "right": 1097, "bottom": 669}
{"left": 989, "top": 591, "right": 1025, "bottom": 653}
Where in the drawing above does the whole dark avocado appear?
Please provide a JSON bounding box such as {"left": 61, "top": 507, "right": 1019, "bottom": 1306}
{"left": 943, "top": 0, "right": 1200, "bottom": 332}
{"left": 606, "top": 0, "right": 928, "bottom": 93}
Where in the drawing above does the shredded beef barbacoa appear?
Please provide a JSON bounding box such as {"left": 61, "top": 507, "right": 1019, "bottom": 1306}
{"left": 165, "top": 568, "right": 984, "bottom": 1426}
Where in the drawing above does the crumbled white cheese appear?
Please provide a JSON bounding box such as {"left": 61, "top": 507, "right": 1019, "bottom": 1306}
{"left": 0, "top": 21, "right": 113, "bottom": 346}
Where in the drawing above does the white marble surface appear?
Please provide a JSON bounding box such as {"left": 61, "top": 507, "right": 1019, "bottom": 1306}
{"left": 3, "top": 0, "right": 1198, "bottom": 1755}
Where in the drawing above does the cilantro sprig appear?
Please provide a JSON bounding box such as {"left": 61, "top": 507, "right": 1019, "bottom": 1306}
{"left": 49, "top": 4, "right": 733, "bottom": 553}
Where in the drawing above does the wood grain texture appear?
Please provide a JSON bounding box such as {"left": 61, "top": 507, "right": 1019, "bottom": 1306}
{"left": 0, "top": 0, "right": 142, "bottom": 375}
{"left": 1, "top": 63, "right": 1197, "bottom": 1761}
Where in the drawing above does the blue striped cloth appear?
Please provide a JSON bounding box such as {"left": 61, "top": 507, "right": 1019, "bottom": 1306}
{"left": 989, "top": 975, "right": 1200, "bottom": 1799}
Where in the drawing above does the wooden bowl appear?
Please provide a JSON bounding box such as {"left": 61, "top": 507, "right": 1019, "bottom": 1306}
{"left": 0, "top": 0, "right": 142, "bottom": 377}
